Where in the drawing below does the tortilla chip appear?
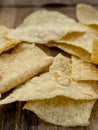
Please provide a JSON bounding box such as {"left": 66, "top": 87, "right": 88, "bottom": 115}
{"left": 0, "top": 43, "right": 53, "bottom": 94}
{"left": 18, "top": 10, "right": 97, "bottom": 54}
{"left": 19, "top": 10, "right": 75, "bottom": 27}
{"left": 24, "top": 96, "right": 96, "bottom": 127}
{"left": 47, "top": 42, "right": 91, "bottom": 62}
{"left": 7, "top": 24, "right": 86, "bottom": 44}
{"left": 0, "top": 54, "right": 98, "bottom": 105}
{"left": 91, "top": 39, "right": 98, "bottom": 64}
{"left": 72, "top": 56, "right": 98, "bottom": 81}
{"left": 58, "top": 27, "right": 98, "bottom": 53}
{"left": 7, "top": 10, "right": 86, "bottom": 44}
{"left": 77, "top": 4, "right": 98, "bottom": 26}
{"left": 19, "top": 10, "right": 86, "bottom": 30}
{"left": 0, "top": 26, "right": 18, "bottom": 54}
{"left": 50, "top": 53, "right": 71, "bottom": 74}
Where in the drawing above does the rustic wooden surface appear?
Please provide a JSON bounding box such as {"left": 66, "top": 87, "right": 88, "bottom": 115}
{"left": 0, "top": 0, "right": 98, "bottom": 6}
{"left": 0, "top": 5, "right": 98, "bottom": 130}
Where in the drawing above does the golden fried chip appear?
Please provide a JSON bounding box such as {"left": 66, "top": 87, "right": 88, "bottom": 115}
{"left": 58, "top": 27, "right": 98, "bottom": 53}
{"left": 0, "top": 72, "right": 97, "bottom": 105}
{"left": 0, "top": 54, "right": 98, "bottom": 105}
{"left": 0, "top": 43, "right": 53, "bottom": 94}
{"left": 47, "top": 42, "right": 91, "bottom": 62}
{"left": 19, "top": 10, "right": 75, "bottom": 27}
{"left": 77, "top": 4, "right": 98, "bottom": 26}
{"left": 7, "top": 10, "right": 86, "bottom": 44}
{"left": 24, "top": 96, "right": 96, "bottom": 127}
{"left": 18, "top": 10, "right": 97, "bottom": 54}
{"left": 72, "top": 56, "right": 98, "bottom": 81}
{"left": 91, "top": 39, "right": 98, "bottom": 64}
{"left": 0, "top": 26, "right": 18, "bottom": 54}
{"left": 7, "top": 24, "right": 86, "bottom": 44}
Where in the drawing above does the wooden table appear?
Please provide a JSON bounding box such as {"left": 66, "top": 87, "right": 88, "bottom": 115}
{"left": 0, "top": 5, "right": 98, "bottom": 130}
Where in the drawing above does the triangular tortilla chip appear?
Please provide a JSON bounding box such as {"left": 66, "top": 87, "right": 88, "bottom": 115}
{"left": 24, "top": 96, "right": 96, "bottom": 127}
{"left": 19, "top": 10, "right": 75, "bottom": 27}
{"left": 91, "top": 39, "right": 98, "bottom": 64}
{"left": 77, "top": 4, "right": 98, "bottom": 26}
{"left": 72, "top": 56, "right": 98, "bottom": 81}
{"left": 47, "top": 42, "right": 91, "bottom": 62}
{"left": 7, "top": 10, "right": 86, "bottom": 44}
{"left": 0, "top": 26, "right": 18, "bottom": 54}
{"left": 58, "top": 27, "right": 98, "bottom": 53}
{"left": 0, "top": 54, "right": 98, "bottom": 105}
{"left": 0, "top": 43, "right": 53, "bottom": 93}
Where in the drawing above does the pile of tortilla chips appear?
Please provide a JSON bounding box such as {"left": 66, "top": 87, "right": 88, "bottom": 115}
{"left": 0, "top": 3, "right": 98, "bottom": 128}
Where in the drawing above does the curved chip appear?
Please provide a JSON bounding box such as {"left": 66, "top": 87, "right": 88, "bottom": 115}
{"left": 0, "top": 54, "right": 98, "bottom": 105}
{"left": 24, "top": 96, "right": 96, "bottom": 127}
{"left": 19, "top": 10, "right": 75, "bottom": 27}
{"left": 57, "top": 27, "right": 98, "bottom": 54}
{"left": 91, "top": 39, "right": 98, "bottom": 64}
{"left": 7, "top": 10, "right": 86, "bottom": 44}
{"left": 47, "top": 42, "right": 91, "bottom": 62}
{"left": 7, "top": 23, "right": 86, "bottom": 44}
{"left": 0, "top": 26, "right": 18, "bottom": 54}
{"left": 77, "top": 4, "right": 98, "bottom": 26}
{"left": 72, "top": 56, "right": 98, "bottom": 81}
{"left": 0, "top": 43, "right": 53, "bottom": 94}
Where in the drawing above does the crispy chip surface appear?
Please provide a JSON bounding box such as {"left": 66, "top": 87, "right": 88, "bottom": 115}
{"left": 0, "top": 54, "right": 98, "bottom": 105}
{"left": 58, "top": 27, "right": 98, "bottom": 53}
{"left": 47, "top": 42, "right": 91, "bottom": 62}
{"left": 77, "top": 4, "right": 98, "bottom": 26}
{"left": 0, "top": 26, "right": 18, "bottom": 54}
{"left": 24, "top": 96, "right": 96, "bottom": 127}
{"left": 20, "top": 10, "right": 75, "bottom": 27}
{"left": 91, "top": 39, "right": 98, "bottom": 64}
{"left": 7, "top": 24, "right": 86, "bottom": 44}
{"left": 72, "top": 56, "right": 98, "bottom": 81}
{"left": 0, "top": 43, "right": 53, "bottom": 93}
{"left": 7, "top": 10, "right": 86, "bottom": 44}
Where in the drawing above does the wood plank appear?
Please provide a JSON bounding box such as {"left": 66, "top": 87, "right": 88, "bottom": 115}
{"left": 1, "top": 0, "right": 98, "bottom": 6}
{"left": 0, "top": 7, "right": 17, "bottom": 28}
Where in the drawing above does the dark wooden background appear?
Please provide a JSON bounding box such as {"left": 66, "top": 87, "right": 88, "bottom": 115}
{"left": 0, "top": 0, "right": 98, "bottom": 6}
{"left": 0, "top": 0, "right": 98, "bottom": 130}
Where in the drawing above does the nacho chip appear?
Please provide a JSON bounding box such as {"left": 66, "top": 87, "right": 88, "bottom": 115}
{"left": 19, "top": 10, "right": 75, "bottom": 27}
{"left": 0, "top": 26, "right": 18, "bottom": 54}
{"left": 47, "top": 42, "right": 91, "bottom": 62}
{"left": 72, "top": 56, "right": 98, "bottom": 81}
{"left": 0, "top": 72, "right": 97, "bottom": 105}
{"left": 24, "top": 96, "right": 96, "bottom": 127}
{"left": 18, "top": 10, "right": 97, "bottom": 54}
{"left": 77, "top": 4, "right": 98, "bottom": 26}
{"left": 50, "top": 53, "right": 71, "bottom": 74}
{"left": 58, "top": 27, "right": 98, "bottom": 53}
{"left": 91, "top": 39, "right": 98, "bottom": 64}
{"left": 0, "top": 43, "right": 53, "bottom": 94}
{"left": 19, "top": 10, "right": 86, "bottom": 31}
{"left": 7, "top": 10, "right": 86, "bottom": 44}
{"left": 7, "top": 23, "right": 86, "bottom": 44}
{"left": 0, "top": 54, "right": 98, "bottom": 105}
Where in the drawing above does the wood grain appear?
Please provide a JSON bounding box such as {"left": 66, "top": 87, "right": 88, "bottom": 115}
{"left": 0, "top": 6, "right": 98, "bottom": 130}
{"left": 1, "top": 0, "right": 98, "bottom": 6}
{"left": 0, "top": 7, "right": 17, "bottom": 28}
